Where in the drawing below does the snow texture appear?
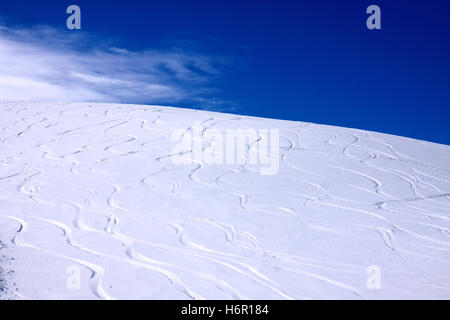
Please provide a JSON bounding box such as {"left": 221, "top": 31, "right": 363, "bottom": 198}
{"left": 0, "top": 101, "right": 449, "bottom": 299}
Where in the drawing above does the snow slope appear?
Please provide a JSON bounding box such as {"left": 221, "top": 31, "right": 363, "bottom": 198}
{"left": 0, "top": 101, "right": 449, "bottom": 299}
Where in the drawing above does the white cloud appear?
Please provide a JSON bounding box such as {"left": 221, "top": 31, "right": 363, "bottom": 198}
{"left": 0, "top": 25, "right": 229, "bottom": 108}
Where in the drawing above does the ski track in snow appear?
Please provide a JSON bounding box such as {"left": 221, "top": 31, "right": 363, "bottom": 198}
{"left": 0, "top": 101, "right": 449, "bottom": 299}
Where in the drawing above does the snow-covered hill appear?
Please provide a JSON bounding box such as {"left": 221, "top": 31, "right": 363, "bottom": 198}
{"left": 0, "top": 101, "right": 449, "bottom": 299}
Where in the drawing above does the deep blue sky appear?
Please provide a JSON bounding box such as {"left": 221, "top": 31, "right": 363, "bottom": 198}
{"left": 1, "top": 0, "right": 449, "bottom": 144}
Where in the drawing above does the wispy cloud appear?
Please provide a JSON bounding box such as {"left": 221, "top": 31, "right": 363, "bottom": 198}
{"left": 0, "top": 25, "right": 235, "bottom": 110}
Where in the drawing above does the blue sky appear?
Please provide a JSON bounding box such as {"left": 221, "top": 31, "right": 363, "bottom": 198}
{"left": 0, "top": 0, "right": 449, "bottom": 144}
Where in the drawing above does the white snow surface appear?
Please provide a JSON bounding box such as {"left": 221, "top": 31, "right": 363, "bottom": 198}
{"left": 0, "top": 101, "right": 449, "bottom": 299}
